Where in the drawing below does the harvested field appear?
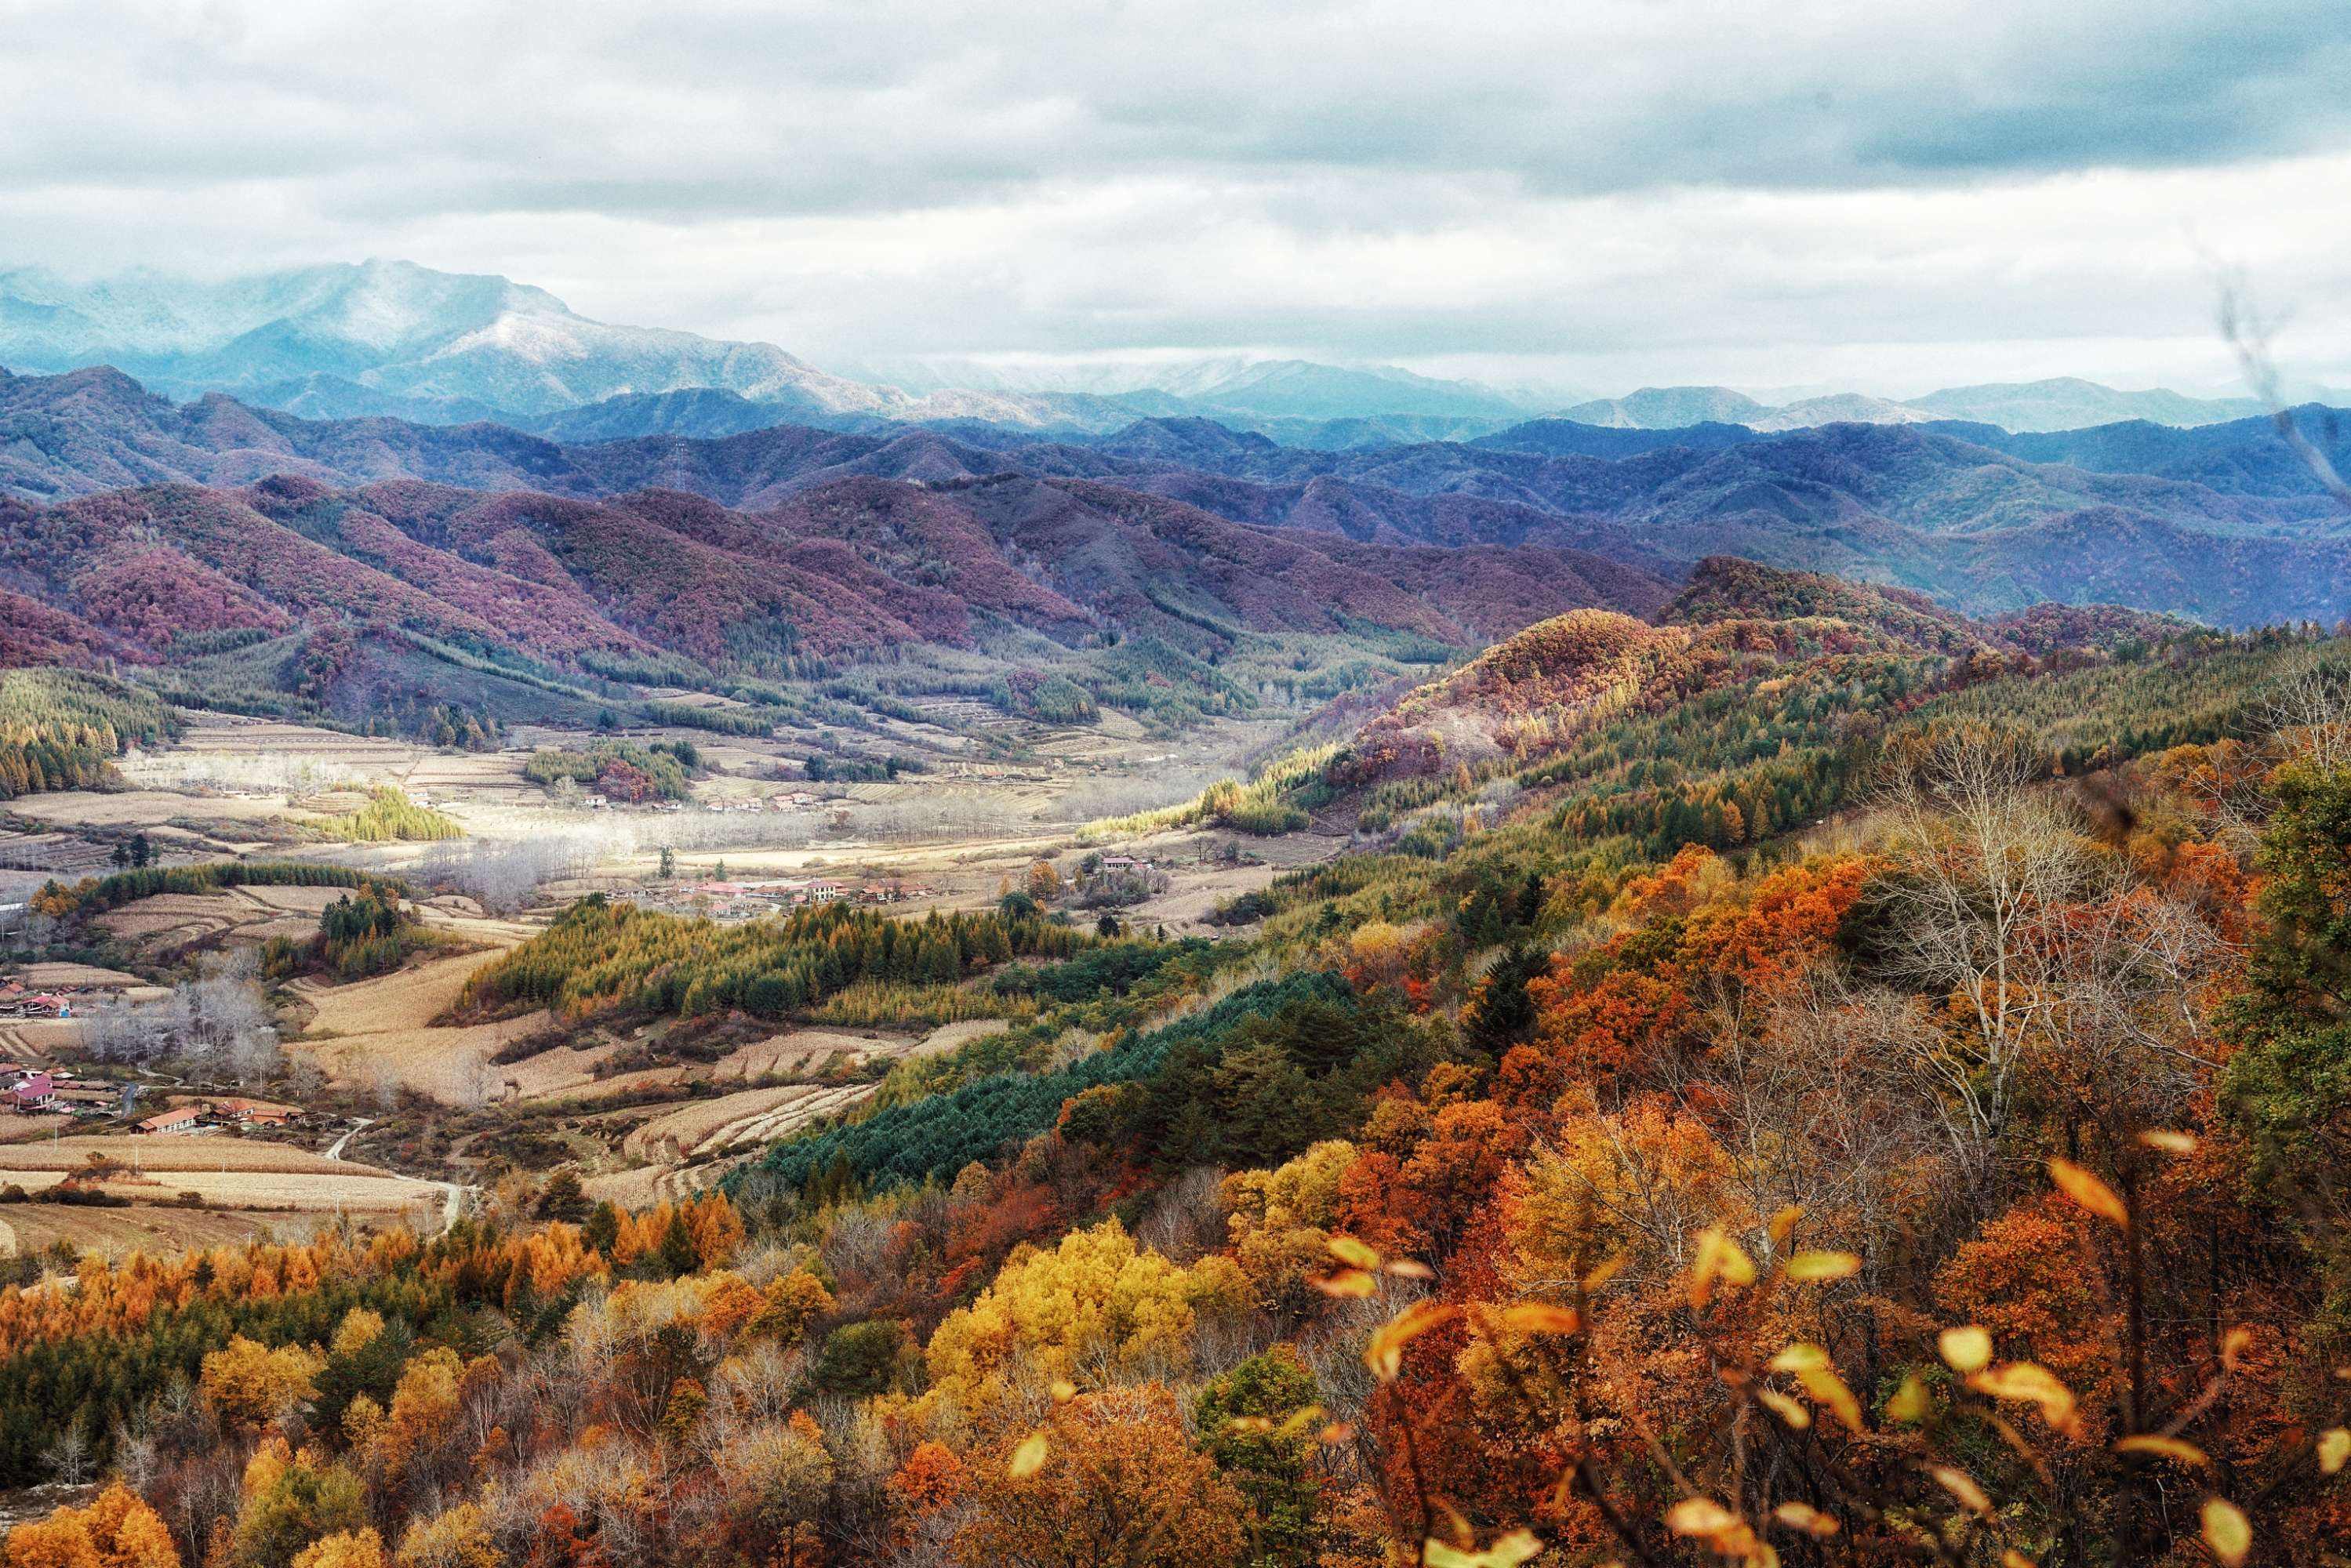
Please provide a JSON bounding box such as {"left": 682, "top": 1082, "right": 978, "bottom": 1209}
{"left": 13, "top": 963, "right": 149, "bottom": 990}
{"left": 8, "top": 790, "right": 290, "bottom": 832}
{"left": 708, "top": 1019, "right": 1004, "bottom": 1081}
{"left": 95, "top": 886, "right": 327, "bottom": 956}
{"left": 289, "top": 947, "right": 547, "bottom": 1102}
{"left": 0, "top": 1136, "right": 441, "bottom": 1229}
{"left": 621, "top": 1083, "right": 875, "bottom": 1163}
{"left": 580, "top": 1159, "right": 736, "bottom": 1210}
{"left": 0, "top": 1204, "right": 294, "bottom": 1261}
{"left": 0, "top": 1135, "right": 398, "bottom": 1175}
{"left": 0, "top": 1116, "right": 70, "bottom": 1145}
{"left": 710, "top": 1029, "right": 892, "bottom": 1080}
{"left": 140, "top": 715, "right": 422, "bottom": 779}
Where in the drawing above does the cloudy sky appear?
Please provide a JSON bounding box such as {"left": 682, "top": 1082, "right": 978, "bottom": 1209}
{"left": 6, "top": 0, "right": 2351, "bottom": 394}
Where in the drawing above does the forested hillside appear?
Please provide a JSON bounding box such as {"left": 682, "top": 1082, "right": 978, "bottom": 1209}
{"left": 12, "top": 586, "right": 2343, "bottom": 1565}
{"left": 0, "top": 666, "right": 173, "bottom": 800}
{"left": 9, "top": 365, "right": 2351, "bottom": 633}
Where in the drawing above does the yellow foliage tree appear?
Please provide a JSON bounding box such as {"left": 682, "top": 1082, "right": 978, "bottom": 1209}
{"left": 1222, "top": 1140, "right": 1357, "bottom": 1317}
{"left": 925, "top": 1218, "right": 1248, "bottom": 1415}
{"left": 199, "top": 1335, "right": 324, "bottom": 1432}
{"left": 287, "top": 1532, "right": 383, "bottom": 1568}
{"left": 3, "top": 1483, "right": 179, "bottom": 1568}
{"left": 365, "top": 1348, "right": 464, "bottom": 1483}
{"left": 329, "top": 1309, "right": 385, "bottom": 1360}
{"left": 391, "top": 1506, "right": 500, "bottom": 1568}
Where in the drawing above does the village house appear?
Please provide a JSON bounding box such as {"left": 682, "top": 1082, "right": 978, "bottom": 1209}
{"left": 133, "top": 1096, "right": 306, "bottom": 1134}
{"left": 207, "top": 1097, "right": 304, "bottom": 1128}
{"left": 53, "top": 1083, "right": 131, "bottom": 1118}
{"left": 6, "top": 1070, "right": 53, "bottom": 1113}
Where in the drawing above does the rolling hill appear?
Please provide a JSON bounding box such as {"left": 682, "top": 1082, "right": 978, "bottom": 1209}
{"left": 7, "top": 365, "right": 2351, "bottom": 635}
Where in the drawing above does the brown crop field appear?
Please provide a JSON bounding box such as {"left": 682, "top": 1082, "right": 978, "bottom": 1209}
{"left": 0, "top": 1135, "right": 402, "bottom": 1177}
{"left": 0, "top": 1204, "right": 293, "bottom": 1261}
{"left": 0, "top": 1136, "right": 443, "bottom": 1250}
{"left": 620, "top": 1083, "right": 876, "bottom": 1163}
{"left": 289, "top": 944, "right": 545, "bottom": 1102}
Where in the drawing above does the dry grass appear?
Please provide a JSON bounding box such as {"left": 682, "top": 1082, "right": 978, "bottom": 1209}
{"left": 0, "top": 1135, "right": 402, "bottom": 1176}
{"left": 12, "top": 963, "right": 149, "bottom": 990}
{"left": 289, "top": 943, "right": 547, "bottom": 1103}
{"left": 0, "top": 1136, "right": 441, "bottom": 1236}
{"left": 0, "top": 1204, "right": 294, "bottom": 1261}
{"left": 620, "top": 1083, "right": 873, "bottom": 1162}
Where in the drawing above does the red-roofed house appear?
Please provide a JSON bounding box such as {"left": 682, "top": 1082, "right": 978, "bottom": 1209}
{"left": 7, "top": 1072, "right": 53, "bottom": 1112}
{"left": 207, "top": 1098, "right": 303, "bottom": 1127}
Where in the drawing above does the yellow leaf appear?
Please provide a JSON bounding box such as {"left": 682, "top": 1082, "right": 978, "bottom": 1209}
{"left": 1314, "top": 1269, "right": 1376, "bottom": 1298}
{"left": 2139, "top": 1130, "right": 2198, "bottom": 1155}
{"left": 2200, "top": 1497, "right": 2251, "bottom": 1567}
{"left": 1007, "top": 1433, "right": 1049, "bottom": 1479}
{"left": 1664, "top": 1498, "right": 1740, "bottom": 1538}
{"left": 1784, "top": 1250, "right": 1862, "bottom": 1282}
{"left": 2002, "top": 1552, "right": 2040, "bottom": 1568}
{"left": 1771, "top": 1501, "right": 1837, "bottom": 1537}
{"left": 1884, "top": 1372, "right": 1931, "bottom": 1425}
{"left": 1797, "top": 1367, "right": 1866, "bottom": 1433}
{"left": 1226, "top": 1416, "right": 1274, "bottom": 1435}
{"left": 2048, "top": 1157, "right": 2129, "bottom": 1227}
{"left": 1930, "top": 1465, "right": 1992, "bottom": 1515}
{"left": 1497, "top": 1303, "right": 1582, "bottom": 1335}
{"left": 1768, "top": 1204, "right": 1804, "bottom": 1245}
{"left": 1048, "top": 1377, "right": 1077, "bottom": 1403}
{"left": 1939, "top": 1325, "right": 1994, "bottom": 1373}
{"left": 1423, "top": 1530, "right": 1544, "bottom": 1568}
{"left": 1328, "top": 1235, "right": 1381, "bottom": 1270}
{"left": 1756, "top": 1388, "right": 1811, "bottom": 1430}
{"left": 2318, "top": 1427, "right": 2349, "bottom": 1475}
{"left": 1688, "top": 1227, "right": 1757, "bottom": 1309}
{"left": 2115, "top": 1435, "right": 2210, "bottom": 1469}
{"left": 1767, "top": 1341, "right": 1830, "bottom": 1374}
{"left": 2220, "top": 1326, "right": 2255, "bottom": 1370}
{"left": 1274, "top": 1403, "right": 1326, "bottom": 1438}
{"left": 1317, "top": 1421, "right": 1354, "bottom": 1445}
{"left": 1581, "top": 1254, "right": 1629, "bottom": 1292}
{"left": 1386, "top": 1258, "right": 1434, "bottom": 1280}
{"left": 1364, "top": 1300, "right": 1458, "bottom": 1381}
{"left": 1968, "top": 1362, "right": 2080, "bottom": 1434}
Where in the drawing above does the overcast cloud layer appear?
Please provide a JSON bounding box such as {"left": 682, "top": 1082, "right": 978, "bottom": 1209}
{"left": 5, "top": 0, "right": 2351, "bottom": 394}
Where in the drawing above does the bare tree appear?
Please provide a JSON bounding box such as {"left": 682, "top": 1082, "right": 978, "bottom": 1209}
{"left": 1873, "top": 730, "right": 2095, "bottom": 1180}
{"left": 42, "top": 1417, "right": 93, "bottom": 1486}
{"left": 2262, "top": 659, "right": 2351, "bottom": 771}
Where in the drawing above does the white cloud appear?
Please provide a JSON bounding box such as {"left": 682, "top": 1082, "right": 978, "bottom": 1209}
{"left": 2, "top": 0, "right": 2349, "bottom": 390}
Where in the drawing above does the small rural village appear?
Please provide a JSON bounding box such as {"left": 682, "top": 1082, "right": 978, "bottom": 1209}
{"left": 0, "top": 688, "right": 1279, "bottom": 1279}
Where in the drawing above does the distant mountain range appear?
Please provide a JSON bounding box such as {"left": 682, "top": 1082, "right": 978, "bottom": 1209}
{"left": 0, "top": 261, "right": 2309, "bottom": 445}
{"left": 5, "top": 364, "right": 2349, "bottom": 635}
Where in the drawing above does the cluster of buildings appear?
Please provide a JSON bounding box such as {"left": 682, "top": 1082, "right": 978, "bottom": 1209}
{"left": 630, "top": 874, "right": 936, "bottom": 921}
{"left": 4, "top": 1065, "right": 134, "bottom": 1118}
{"left": 580, "top": 791, "right": 825, "bottom": 815}
{"left": 133, "top": 1097, "right": 307, "bottom": 1137}
{"left": 0, "top": 981, "right": 72, "bottom": 1019}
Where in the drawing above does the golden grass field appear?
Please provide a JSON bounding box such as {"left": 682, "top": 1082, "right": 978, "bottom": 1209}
{"left": 0, "top": 1135, "right": 444, "bottom": 1257}
{"left": 620, "top": 1082, "right": 879, "bottom": 1163}
{"left": 289, "top": 946, "right": 547, "bottom": 1102}
{"left": 0, "top": 1204, "right": 291, "bottom": 1261}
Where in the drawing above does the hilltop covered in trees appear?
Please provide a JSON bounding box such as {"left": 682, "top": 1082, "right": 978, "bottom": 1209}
{"left": 0, "top": 666, "right": 173, "bottom": 801}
